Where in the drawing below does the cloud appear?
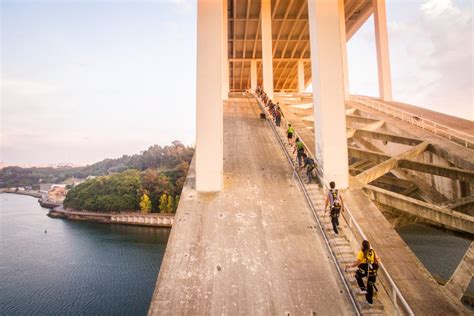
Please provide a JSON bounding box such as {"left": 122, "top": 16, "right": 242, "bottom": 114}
{"left": 421, "top": 0, "right": 461, "bottom": 17}
{"left": 387, "top": 0, "right": 473, "bottom": 120}
{"left": 348, "top": 0, "right": 472, "bottom": 120}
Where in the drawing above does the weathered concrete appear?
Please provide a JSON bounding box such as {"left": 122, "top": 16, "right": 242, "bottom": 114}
{"left": 398, "top": 159, "right": 474, "bottom": 183}
{"left": 354, "top": 129, "right": 422, "bottom": 146}
{"left": 270, "top": 94, "right": 471, "bottom": 314}
{"left": 148, "top": 97, "right": 355, "bottom": 315}
{"left": 358, "top": 120, "right": 385, "bottom": 132}
{"left": 364, "top": 185, "right": 474, "bottom": 235}
{"left": 348, "top": 100, "right": 474, "bottom": 168}
{"left": 370, "top": 175, "right": 414, "bottom": 191}
{"left": 346, "top": 115, "right": 381, "bottom": 125}
{"left": 445, "top": 242, "right": 474, "bottom": 301}
{"left": 445, "top": 196, "right": 474, "bottom": 211}
{"left": 343, "top": 188, "right": 467, "bottom": 315}
{"left": 354, "top": 142, "right": 429, "bottom": 185}
{"left": 348, "top": 147, "right": 391, "bottom": 164}
{"left": 386, "top": 100, "right": 474, "bottom": 135}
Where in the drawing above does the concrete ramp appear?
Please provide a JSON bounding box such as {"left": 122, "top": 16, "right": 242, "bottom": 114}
{"left": 148, "top": 97, "right": 355, "bottom": 315}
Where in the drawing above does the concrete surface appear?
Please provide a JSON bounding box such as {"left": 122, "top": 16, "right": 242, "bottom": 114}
{"left": 148, "top": 97, "right": 355, "bottom": 315}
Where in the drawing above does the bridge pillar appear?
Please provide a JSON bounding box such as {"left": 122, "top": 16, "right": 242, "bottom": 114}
{"left": 308, "top": 0, "right": 349, "bottom": 188}
{"left": 196, "top": 0, "right": 224, "bottom": 192}
{"left": 261, "top": 0, "right": 274, "bottom": 100}
{"left": 338, "top": 0, "right": 350, "bottom": 99}
{"left": 221, "top": 0, "right": 229, "bottom": 100}
{"left": 250, "top": 59, "right": 257, "bottom": 91}
{"left": 297, "top": 60, "right": 305, "bottom": 93}
{"left": 374, "top": 0, "right": 392, "bottom": 101}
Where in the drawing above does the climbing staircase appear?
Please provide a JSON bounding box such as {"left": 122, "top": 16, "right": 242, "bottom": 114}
{"left": 257, "top": 94, "right": 386, "bottom": 315}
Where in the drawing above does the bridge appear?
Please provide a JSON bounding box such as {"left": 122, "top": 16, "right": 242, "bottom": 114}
{"left": 149, "top": 0, "right": 473, "bottom": 315}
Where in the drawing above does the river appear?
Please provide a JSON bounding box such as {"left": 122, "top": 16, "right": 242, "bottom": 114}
{"left": 397, "top": 223, "right": 473, "bottom": 292}
{"left": 1, "top": 193, "right": 472, "bottom": 314}
{"left": 0, "top": 194, "right": 170, "bottom": 315}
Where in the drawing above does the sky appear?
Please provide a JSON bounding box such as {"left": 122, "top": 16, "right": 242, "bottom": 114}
{"left": 346, "top": 0, "right": 473, "bottom": 120}
{"left": 1, "top": 0, "right": 472, "bottom": 166}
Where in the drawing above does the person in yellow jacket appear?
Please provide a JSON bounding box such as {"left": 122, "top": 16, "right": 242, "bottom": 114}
{"left": 345, "top": 240, "right": 381, "bottom": 306}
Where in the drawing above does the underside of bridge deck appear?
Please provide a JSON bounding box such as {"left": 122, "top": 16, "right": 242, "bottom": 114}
{"left": 227, "top": 0, "right": 373, "bottom": 92}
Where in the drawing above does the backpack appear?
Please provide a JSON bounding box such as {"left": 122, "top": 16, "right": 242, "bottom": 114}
{"left": 328, "top": 189, "right": 341, "bottom": 209}
{"left": 366, "top": 249, "right": 379, "bottom": 275}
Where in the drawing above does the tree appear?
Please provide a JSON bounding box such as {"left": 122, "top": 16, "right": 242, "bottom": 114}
{"left": 174, "top": 195, "right": 180, "bottom": 213}
{"left": 167, "top": 195, "right": 174, "bottom": 213}
{"left": 159, "top": 193, "right": 168, "bottom": 213}
{"left": 140, "top": 193, "right": 152, "bottom": 214}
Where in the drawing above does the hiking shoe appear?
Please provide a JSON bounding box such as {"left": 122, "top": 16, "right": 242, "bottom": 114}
{"left": 359, "top": 289, "right": 367, "bottom": 295}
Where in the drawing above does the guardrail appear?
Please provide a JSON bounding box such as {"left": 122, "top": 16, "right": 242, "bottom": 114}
{"left": 253, "top": 90, "right": 415, "bottom": 316}
{"left": 251, "top": 91, "right": 361, "bottom": 316}
{"left": 350, "top": 95, "right": 474, "bottom": 149}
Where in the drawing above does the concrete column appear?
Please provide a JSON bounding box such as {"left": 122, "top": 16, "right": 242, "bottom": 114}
{"left": 250, "top": 59, "right": 258, "bottom": 91}
{"left": 338, "top": 0, "right": 350, "bottom": 99}
{"left": 308, "top": 0, "right": 349, "bottom": 188}
{"left": 297, "top": 60, "right": 305, "bottom": 93}
{"left": 374, "top": 0, "right": 392, "bottom": 101}
{"left": 196, "top": 0, "right": 223, "bottom": 192}
{"left": 221, "top": 0, "right": 229, "bottom": 100}
{"left": 261, "top": 0, "right": 274, "bottom": 99}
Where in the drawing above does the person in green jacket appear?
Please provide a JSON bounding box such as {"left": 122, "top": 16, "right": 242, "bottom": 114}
{"left": 287, "top": 124, "right": 295, "bottom": 144}
{"left": 293, "top": 137, "right": 305, "bottom": 167}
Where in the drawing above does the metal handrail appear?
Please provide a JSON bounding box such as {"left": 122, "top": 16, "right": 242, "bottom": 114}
{"left": 254, "top": 90, "right": 415, "bottom": 316}
{"left": 350, "top": 95, "right": 474, "bottom": 149}
{"left": 251, "top": 92, "right": 361, "bottom": 315}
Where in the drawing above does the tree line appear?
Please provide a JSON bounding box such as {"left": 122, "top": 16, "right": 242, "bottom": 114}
{"left": 0, "top": 141, "right": 194, "bottom": 189}
{"left": 61, "top": 141, "right": 192, "bottom": 213}
{"left": 64, "top": 166, "right": 188, "bottom": 213}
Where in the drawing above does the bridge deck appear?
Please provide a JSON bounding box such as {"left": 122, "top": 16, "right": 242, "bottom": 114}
{"left": 148, "top": 97, "right": 355, "bottom": 315}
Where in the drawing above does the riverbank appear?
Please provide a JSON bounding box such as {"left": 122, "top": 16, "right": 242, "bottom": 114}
{"left": 48, "top": 207, "right": 174, "bottom": 227}
{"left": 0, "top": 189, "right": 42, "bottom": 198}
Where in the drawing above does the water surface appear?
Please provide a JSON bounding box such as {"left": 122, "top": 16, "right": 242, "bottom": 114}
{"left": 397, "top": 223, "right": 472, "bottom": 290}
{"left": 0, "top": 194, "right": 169, "bottom": 315}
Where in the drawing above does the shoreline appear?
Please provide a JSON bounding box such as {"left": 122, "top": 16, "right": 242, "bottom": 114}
{"left": 0, "top": 189, "right": 42, "bottom": 198}
{"left": 48, "top": 207, "right": 174, "bottom": 228}
{"left": 1, "top": 192, "right": 174, "bottom": 228}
